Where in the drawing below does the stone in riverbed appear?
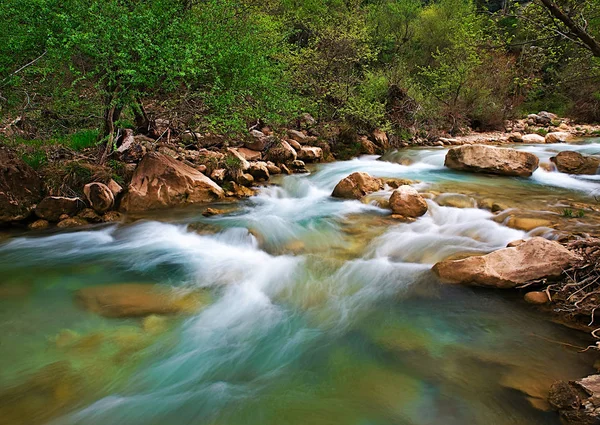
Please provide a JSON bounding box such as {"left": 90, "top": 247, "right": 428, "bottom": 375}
{"left": 35, "top": 196, "right": 85, "bottom": 222}
{"left": 524, "top": 291, "right": 550, "bottom": 304}
{"left": 120, "top": 152, "right": 224, "bottom": 212}
{"left": 56, "top": 217, "right": 88, "bottom": 228}
{"left": 434, "top": 193, "right": 477, "bottom": 209}
{"left": 545, "top": 131, "right": 571, "bottom": 144}
{"left": 332, "top": 172, "right": 383, "bottom": 200}
{"left": 550, "top": 151, "right": 600, "bottom": 175}
{"left": 522, "top": 134, "right": 546, "bottom": 144}
{"left": 432, "top": 237, "right": 578, "bottom": 289}
{"left": 444, "top": 144, "right": 539, "bottom": 177}
{"left": 297, "top": 146, "right": 323, "bottom": 162}
{"left": 75, "top": 283, "right": 206, "bottom": 318}
{"left": 389, "top": 186, "right": 428, "bottom": 219}
{"left": 28, "top": 219, "right": 49, "bottom": 230}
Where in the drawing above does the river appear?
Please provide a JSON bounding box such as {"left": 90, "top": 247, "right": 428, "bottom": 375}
{"left": 0, "top": 140, "right": 599, "bottom": 425}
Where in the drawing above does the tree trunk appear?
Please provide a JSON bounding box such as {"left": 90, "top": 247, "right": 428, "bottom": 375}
{"left": 133, "top": 98, "right": 150, "bottom": 134}
{"left": 538, "top": 0, "right": 600, "bottom": 57}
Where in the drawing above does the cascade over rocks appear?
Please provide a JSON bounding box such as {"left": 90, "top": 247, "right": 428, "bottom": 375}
{"left": 332, "top": 172, "right": 383, "bottom": 199}
{"left": 550, "top": 151, "right": 600, "bottom": 175}
{"left": 444, "top": 144, "right": 540, "bottom": 177}
{"left": 389, "top": 186, "right": 428, "bottom": 219}
{"left": 0, "top": 148, "right": 44, "bottom": 223}
{"left": 120, "top": 152, "right": 224, "bottom": 212}
{"left": 83, "top": 182, "right": 114, "bottom": 213}
{"left": 35, "top": 197, "right": 84, "bottom": 222}
{"left": 432, "top": 237, "right": 579, "bottom": 289}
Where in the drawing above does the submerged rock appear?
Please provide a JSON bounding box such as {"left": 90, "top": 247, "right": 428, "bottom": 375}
{"left": 432, "top": 237, "right": 578, "bottom": 289}
{"left": 120, "top": 152, "right": 224, "bottom": 212}
{"left": 332, "top": 172, "right": 383, "bottom": 199}
{"left": 444, "top": 145, "right": 539, "bottom": 177}
{"left": 75, "top": 283, "right": 206, "bottom": 318}
{"left": 434, "top": 193, "right": 477, "bottom": 209}
{"left": 0, "top": 148, "right": 44, "bottom": 223}
{"left": 389, "top": 186, "right": 428, "bottom": 219}
{"left": 551, "top": 151, "right": 600, "bottom": 175}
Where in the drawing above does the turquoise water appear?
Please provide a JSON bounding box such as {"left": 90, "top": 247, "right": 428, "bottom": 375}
{"left": 0, "top": 142, "right": 599, "bottom": 425}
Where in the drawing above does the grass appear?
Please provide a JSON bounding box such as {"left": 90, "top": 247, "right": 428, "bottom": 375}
{"left": 21, "top": 151, "right": 48, "bottom": 170}
{"left": 563, "top": 208, "right": 586, "bottom": 218}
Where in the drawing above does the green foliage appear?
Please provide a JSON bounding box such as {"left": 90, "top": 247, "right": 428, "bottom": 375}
{"left": 21, "top": 151, "right": 48, "bottom": 170}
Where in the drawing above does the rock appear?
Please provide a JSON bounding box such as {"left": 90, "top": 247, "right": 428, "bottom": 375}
{"left": 389, "top": 186, "right": 428, "bottom": 218}
{"left": 77, "top": 208, "right": 103, "bottom": 223}
{"left": 237, "top": 147, "right": 262, "bottom": 161}
{"left": 266, "top": 162, "right": 281, "bottom": 175}
{"left": 506, "top": 216, "right": 553, "bottom": 231}
{"left": 280, "top": 164, "right": 292, "bottom": 175}
{"left": 248, "top": 162, "right": 270, "bottom": 182}
{"left": 225, "top": 148, "right": 250, "bottom": 171}
{"left": 551, "top": 151, "right": 600, "bottom": 175}
{"left": 250, "top": 129, "right": 265, "bottom": 139}
{"left": 75, "top": 283, "right": 204, "bottom": 318}
{"left": 264, "top": 140, "right": 297, "bottom": 163}
{"left": 434, "top": 193, "right": 477, "bottom": 209}
{"left": 300, "top": 113, "right": 316, "bottom": 127}
{"left": 444, "top": 144, "right": 539, "bottom": 177}
{"left": 180, "top": 131, "right": 202, "bottom": 143}
{"left": 524, "top": 291, "right": 550, "bottom": 304}
{"left": 297, "top": 146, "right": 323, "bottom": 162}
{"left": 120, "top": 152, "right": 224, "bottom": 212}
{"left": 35, "top": 197, "right": 84, "bottom": 222}
{"left": 107, "top": 179, "right": 123, "bottom": 198}
{"left": 522, "top": 134, "right": 546, "bottom": 144}
{"left": 359, "top": 136, "right": 378, "bottom": 155}
{"left": 83, "top": 182, "right": 115, "bottom": 213}
{"left": 210, "top": 168, "right": 226, "bottom": 184}
{"left": 332, "top": 172, "right": 383, "bottom": 199}
{"left": 28, "top": 219, "right": 49, "bottom": 230}
{"left": 142, "top": 315, "right": 168, "bottom": 334}
{"left": 288, "top": 129, "right": 307, "bottom": 143}
{"left": 238, "top": 173, "right": 254, "bottom": 186}
{"left": 102, "top": 211, "right": 123, "bottom": 222}
{"left": 548, "top": 378, "right": 600, "bottom": 425}
{"left": 288, "top": 139, "right": 302, "bottom": 151}
{"left": 290, "top": 160, "right": 307, "bottom": 173}
{"left": 549, "top": 381, "right": 581, "bottom": 410}
{"left": 545, "top": 132, "right": 571, "bottom": 144}
{"left": 117, "top": 129, "right": 146, "bottom": 162}
{"left": 56, "top": 217, "right": 88, "bottom": 228}
{"left": 0, "top": 148, "right": 44, "bottom": 223}
{"left": 539, "top": 111, "right": 558, "bottom": 121}
{"left": 432, "top": 237, "right": 579, "bottom": 289}
{"left": 245, "top": 135, "right": 271, "bottom": 152}
{"left": 202, "top": 208, "right": 224, "bottom": 217}
{"left": 372, "top": 129, "right": 389, "bottom": 149}
{"left": 507, "top": 133, "right": 524, "bottom": 143}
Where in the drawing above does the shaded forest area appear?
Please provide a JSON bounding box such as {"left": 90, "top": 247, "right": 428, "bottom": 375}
{"left": 0, "top": 0, "right": 599, "bottom": 152}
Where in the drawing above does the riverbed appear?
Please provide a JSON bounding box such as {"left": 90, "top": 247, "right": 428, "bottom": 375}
{"left": 0, "top": 140, "right": 599, "bottom": 425}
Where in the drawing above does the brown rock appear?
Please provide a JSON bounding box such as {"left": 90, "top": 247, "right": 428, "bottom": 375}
{"left": 83, "top": 182, "right": 115, "bottom": 213}
{"left": 210, "top": 168, "right": 226, "bottom": 184}
{"left": 506, "top": 216, "right": 553, "bottom": 231}
{"left": 75, "top": 283, "right": 205, "bottom": 318}
{"left": 264, "top": 140, "right": 297, "bottom": 163}
{"left": 551, "top": 151, "right": 600, "bottom": 175}
{"left": 524, "top": 291, "right": 550, "bottom": 304}
{"left": 248, "top": 162, "right": 270, "bottom": 182}
{"left": 332, "top": 172, "right": 383, "bottom": 199}
{"left": 225, "top": 148, "right": 250, "bottom": 171}
{"left": 288, "top": 139, "right": 302, "bottom": 151}
{"left": 0, "top": 148, "right": 44, "bottom": 223}
{"left": 117, "top": 129, "right": 146, "bottom": 162}
{"left": 77, "top": 208, "right": 103, "bottom": 223}
{"left": 120, "top": 153, "right": 224, "bottom": 212}
{"left": 297, "top": 146, "right": 323, "bottom": 162}
{"left": 434, "top": 193, "right": 476, "bottom": 209}
{"left": 56, "top": 217, "right": 88, "bottom": 228}
{"left": 545, "top": 132, "right": 571, "bottom": 144}
{"left": 507, "top": 132, "right": 524, "bottom": 143}
{"left": 359, "top": 136, "right": 378, "bottom": 155}
{"left": 372, "top": 129, "right": 389, "bottom": 149}
{"left": 522, "top": 134, "right": 546, "bottom": 144}
{"left": 287, "top": 129, "right": 306, "bottom": 143}
{"left": 28, "top": 219, "right": 49, "bottom": 230}
{"left": 266, "top": 162, "right": 281, "bottom": 175}
{"left": 107, "top": 179, "right": 123, "bottom": 198}
{"left": 237, "top": 148, "right": 262, "bottom": 161}
{"left": 102, "top": 211, "right": 123, "bottom": 222}
{"left": 432, "top": 237, "right": 578, "bottom": 289}
{"left": 202, "top": 208, "right": 224, "bottom": 217}
{"left": 444, "top": 144, "right": 539, "bottom": 177}
{"left": 35, "top": 197, "right": 84, "bottom": 222}
{"left": 389, "top": 186, "right": 428, "bottom": 218}
{"left": 238, "top": 173, "right": 254, "bottom": 186}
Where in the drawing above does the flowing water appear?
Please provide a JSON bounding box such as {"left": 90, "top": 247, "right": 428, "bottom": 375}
{"left": 1, "top": 141, "right": 600, "bottom": 425}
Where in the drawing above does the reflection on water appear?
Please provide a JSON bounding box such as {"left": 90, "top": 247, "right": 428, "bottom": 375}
{"left": 0, "top": 141, "right": 599, "bottom": 425}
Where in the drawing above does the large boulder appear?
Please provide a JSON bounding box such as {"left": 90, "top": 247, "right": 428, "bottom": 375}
{"left": 120, "top": 152, "right": 224, "bottom": 212}
{"left": 332, "top": 172, "right": 383, "bottom": 199}
{"left": 389, "top": 186, "right": 428, "bottom": 219}
{"left": 432, "top": 237, "right": 578, "bottom": 289}
{"left": 75, "top": 283, "right": 204, "bottom": 318}
{"left": 297, "top": 146, "right": 323, "bottom": 162}
{"left": 35, "top": 196, "right": 84, "bottom": 222}
{"left": 0, "top": 148, "right": 44, "bottom": 223}
{"left": 83, "top": 182, "right": 114, "bottom": 213}
{"left": 545, "top": 132, "right": 571, "bottom": 144}
{"left": 264, "top": 140, "right": 297, "bottom": 164}
{"left": 444, "top": 144, "right": 539, "bottom": 177}
{"left": 550, "top": 151, "right": 599, "bottom": 175}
